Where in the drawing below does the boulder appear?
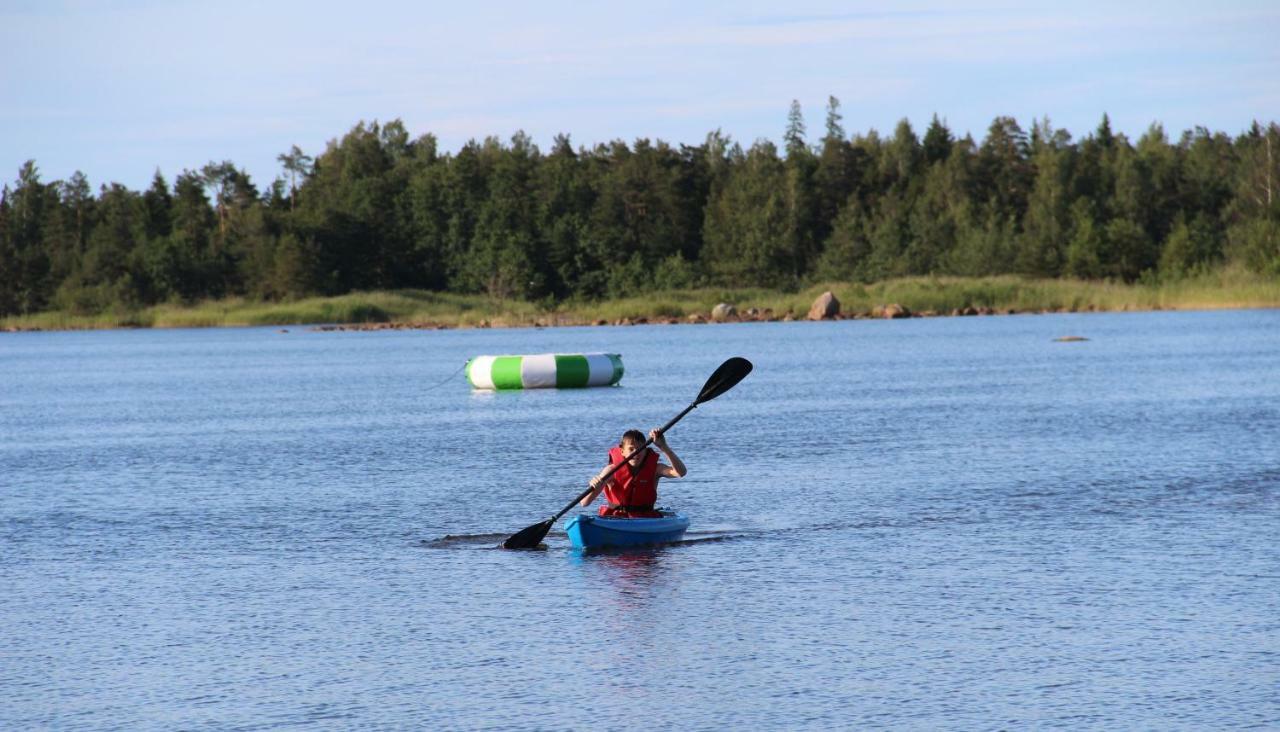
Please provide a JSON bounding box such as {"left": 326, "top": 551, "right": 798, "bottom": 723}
{"left": 711, "top": 303, "right": 737, "bottom": 322}
{"left": 807, "top": 291, "right": 840, "bottom": 320}
{"left": 687, "top": 313, "right": 707, "bottom": 324}
{"left": 876, "top": 303, "right": 910, "bottom": 319}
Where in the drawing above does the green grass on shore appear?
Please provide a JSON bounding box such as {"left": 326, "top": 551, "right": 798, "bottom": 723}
{"left": 4, "top": 270, "right": 1279, "bottom": 332}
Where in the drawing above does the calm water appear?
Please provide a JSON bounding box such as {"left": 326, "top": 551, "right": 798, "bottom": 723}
{"left": 3, "top": 311, "right": 1278, "bottom": 730}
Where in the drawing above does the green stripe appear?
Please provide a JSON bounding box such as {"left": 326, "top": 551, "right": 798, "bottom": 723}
{"left": 607, "top": 353, "right": 624, "bottom": 385}
{"left": 491, "top": 356, "right": 524, "bottom": 389}
{"left": 554, "top": 354, "right": 589, "bottom": 388}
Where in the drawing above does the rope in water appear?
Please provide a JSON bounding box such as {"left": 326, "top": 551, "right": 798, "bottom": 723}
{"left": 423, "top": 361, "right": 467, "bottom": 391}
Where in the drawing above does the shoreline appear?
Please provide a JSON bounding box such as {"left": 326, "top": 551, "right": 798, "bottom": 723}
{"left": 5, "top": 300, "right": 1274, "bottom": 334}
{"left": 306, "top": 301, "right": 1259, "bottom": 333}
{"left": 4, "top": 272, "right": 1279, "bottom": 333}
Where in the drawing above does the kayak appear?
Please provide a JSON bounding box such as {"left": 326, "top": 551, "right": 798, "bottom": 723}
{"left": 565, "top": 512, "right": 689, "bottom": 549}
{"left": 565, "top": 512, "right": 690, "bottom": 550}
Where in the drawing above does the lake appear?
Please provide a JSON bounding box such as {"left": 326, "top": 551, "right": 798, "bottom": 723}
{"left": 3, "top": 310, "right": 1278, "bottom": 729}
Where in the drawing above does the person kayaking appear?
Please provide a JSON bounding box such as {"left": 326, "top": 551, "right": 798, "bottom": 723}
{"left": 580, "top": 428, "right": 686, "bottom": 517}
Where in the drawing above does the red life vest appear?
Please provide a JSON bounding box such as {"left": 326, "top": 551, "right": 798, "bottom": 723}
{"left": 599, "top": 446, "right": 662, "bottom": 517}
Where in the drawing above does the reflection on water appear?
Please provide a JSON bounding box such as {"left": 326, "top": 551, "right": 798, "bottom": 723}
{"left": 575, "top": 548, "right": 670, "bottom": 605}
{"left": 574, "top": 546, "right": 684, "bottom": 653}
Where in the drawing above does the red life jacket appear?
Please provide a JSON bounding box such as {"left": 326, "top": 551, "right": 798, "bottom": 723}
{"left": 599, "top": 446, "right": 662, "bottom": 517}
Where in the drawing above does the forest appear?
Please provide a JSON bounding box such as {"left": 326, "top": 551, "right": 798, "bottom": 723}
{"left": 2, "top": 99, "right": 1277, "bottom": 318}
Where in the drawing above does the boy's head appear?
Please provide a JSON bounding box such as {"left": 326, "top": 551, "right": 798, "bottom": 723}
{"left": 619, "top": 429, "right": 646, "bottom": 459}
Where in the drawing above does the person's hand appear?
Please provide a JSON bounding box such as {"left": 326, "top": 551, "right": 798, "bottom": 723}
{"left": 589, "top": 477, "right": 601, "bottom": 490}
{"left": 649, "top": 429, "right": 666, "bottom": 447}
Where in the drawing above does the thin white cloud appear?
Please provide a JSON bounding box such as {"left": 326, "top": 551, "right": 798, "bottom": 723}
{"left": 4, "top": 0, "right": 1276, "bottom": 189}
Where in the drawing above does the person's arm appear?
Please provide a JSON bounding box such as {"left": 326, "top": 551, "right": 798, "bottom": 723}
{"left": 579, "top": 464, "right": 613, "bottom": 506}
{"left": 651, "top": 429, "right": 686, "bottom": 478}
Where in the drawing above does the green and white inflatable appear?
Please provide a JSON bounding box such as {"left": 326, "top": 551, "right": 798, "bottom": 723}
{"left": 466, "top": 353, "right": 624, "bottom": 390}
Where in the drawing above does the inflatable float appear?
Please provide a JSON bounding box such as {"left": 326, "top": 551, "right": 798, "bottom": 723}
{"left": 466, "top": 353, "right": 624, "bottom": 390}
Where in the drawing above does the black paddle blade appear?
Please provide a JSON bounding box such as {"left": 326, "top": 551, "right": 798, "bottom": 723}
{"left": 503, "top": 519, "right": 553, "bottom": 550}
{"left": 695, "top": 357, "right": 753, "bottom": 404}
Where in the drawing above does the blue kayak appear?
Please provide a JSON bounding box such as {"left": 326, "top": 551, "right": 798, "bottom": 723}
{"left": 565, "top": 512, "right": 690, "bottom": 550}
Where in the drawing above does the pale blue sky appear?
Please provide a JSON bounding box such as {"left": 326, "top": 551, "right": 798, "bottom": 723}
{"left": 2, "top": 1, "right": 1277, "bottom": 190}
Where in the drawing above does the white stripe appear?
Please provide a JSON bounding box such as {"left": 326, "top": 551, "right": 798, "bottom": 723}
{"left": 467, "top": 355, "right": 496, "bottom": 390}
{"left": 584, "top": 353, "right": 615, "bottom": 386}
{"left": 520, "top": 353, "right": 558, "bottom": 388}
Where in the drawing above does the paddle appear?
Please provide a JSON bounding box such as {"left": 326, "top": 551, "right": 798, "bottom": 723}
{"left": 502, "top": 356, "right": 753, "bottom": 550}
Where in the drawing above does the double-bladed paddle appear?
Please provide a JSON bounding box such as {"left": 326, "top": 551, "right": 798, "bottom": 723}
{"left": 502, "top": 356, "right": 753, "bottom": 550}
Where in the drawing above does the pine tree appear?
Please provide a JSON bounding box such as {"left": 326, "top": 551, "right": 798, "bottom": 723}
{"left": 1, "top": 162, "right": 53, "bottom": 313}
{"left": 815, "top": 97, "right": 856, "bottom": 253}
{"left": 1064, "top": 198, "right": 1103, "bottom": 279}
{"left": 1019, "top": 129, "right": 1071, "bottom": 277}
{"left": 977, "top": 116, "right": 1031, "bottom": 222}
{"left": 703, "top": 140, "right": 792, "bottom": 287}
{"left": 277, "top": 145, "right": 313, "bottom": 211}
{"left": 922, "top": 114, "right": 954, "bottom": 167}
{"left": 784, "top": 100, "right": 807, "bottom": 158}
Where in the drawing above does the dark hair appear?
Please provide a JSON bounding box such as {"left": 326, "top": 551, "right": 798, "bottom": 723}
{"left": 620, "top": 429, "right": 645, "bottom": 446}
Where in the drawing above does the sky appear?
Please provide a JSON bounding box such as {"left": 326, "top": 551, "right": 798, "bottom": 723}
{"left": 2, "top": 0, "right": 1277, "bottom": 191}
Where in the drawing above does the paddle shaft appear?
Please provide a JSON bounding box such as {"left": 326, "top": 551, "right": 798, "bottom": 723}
{"left": 544, "top": 401, "right": 699, "bottom": 524}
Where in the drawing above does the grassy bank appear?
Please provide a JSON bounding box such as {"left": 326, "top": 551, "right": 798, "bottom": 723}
{"left": 4, "top": 270, "right": 1279, "bottom": 332}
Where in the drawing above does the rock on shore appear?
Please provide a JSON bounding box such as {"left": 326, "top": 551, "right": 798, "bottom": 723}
{"left": 872, "top": 303, "right": 912, "bottom": 319}
{"left": 711, "top": 303, "right": 737, "bottom": 322}
{"left": 807, "top": 291, "right": 840, "bottom": 320}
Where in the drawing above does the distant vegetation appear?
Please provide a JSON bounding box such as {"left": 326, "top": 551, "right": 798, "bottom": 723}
{"left": 2, "top": 99, "right": 1277, "bottom": 324}
{"left": 6, "top": 270, "right": 1279, "bottom": 332}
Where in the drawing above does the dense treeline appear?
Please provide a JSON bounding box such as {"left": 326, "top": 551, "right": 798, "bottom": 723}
{"left": 2, "top": 100, "right": 1277, "bottom": 316}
